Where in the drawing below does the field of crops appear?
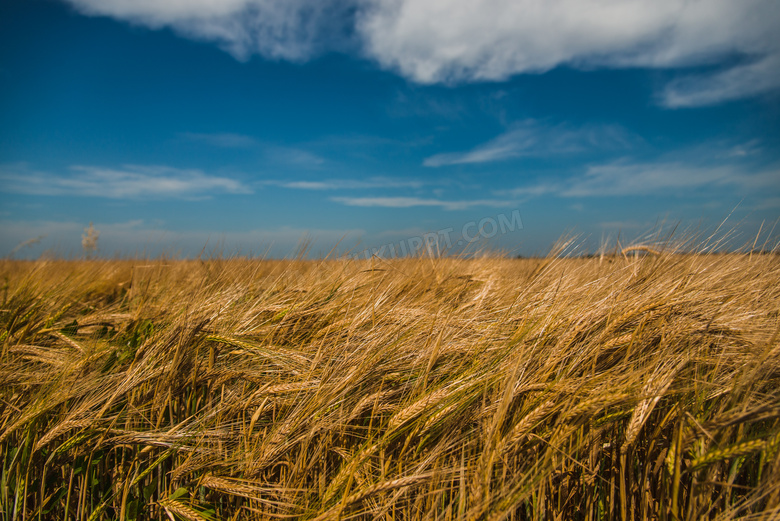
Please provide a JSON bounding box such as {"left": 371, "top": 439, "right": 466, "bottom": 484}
{"left": 1, "top": 248, "right": 779, "bottom": 520}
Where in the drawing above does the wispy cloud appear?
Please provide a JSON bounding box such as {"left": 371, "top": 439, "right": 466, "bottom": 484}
{"left": 725, "top": 140, "right": 763, "bottom": 158}
{"left": 263, "top": 146, "right": 326, "bottom": 168}
{"left": 181, "top": 132, "right": 257, "bottom": 148}
{"left": 331, "top": 196, "right": 516, "bottom": 211}
{"left": 180, "top": 133, "right": 327, "bottom": 167}
{"left": 0, "top": 163, "right": 251, "bottom": 199}
{"left": 504, "top": 161, "right": 780, "bottom": 198}
{"left": 264, "top": 177, "right": 424, "bottom": 190}
{"left": 424, "top": 120, "right": 638, "bottom": 167}
{"left": 660, "top": 54, "right": 780, "bottom": 108}
{"left": 387, "top": 90, "right": 467, "bottom": 120}
{"left": 63, "top": 0, "right": 355, "bottom": 62}
{"left": 562, "top": 163, "right": 779, "bottom": 197}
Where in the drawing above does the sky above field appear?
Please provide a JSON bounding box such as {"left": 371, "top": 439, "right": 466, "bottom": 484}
{"left": 1, "top": 0, "right": 779, "bottom": 258}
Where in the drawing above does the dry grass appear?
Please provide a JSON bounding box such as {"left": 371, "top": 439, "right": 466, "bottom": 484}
{"left": 1, "top": 246, "right": 779, "bottom": 520}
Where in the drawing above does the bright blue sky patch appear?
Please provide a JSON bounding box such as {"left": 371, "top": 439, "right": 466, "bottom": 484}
{"left": 1, "top": 0, "right": 779, "bottom": 258}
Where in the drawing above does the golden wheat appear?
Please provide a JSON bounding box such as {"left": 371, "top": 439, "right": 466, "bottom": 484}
{"left": 0, "top": 246, "right": 778, "bottom": 519}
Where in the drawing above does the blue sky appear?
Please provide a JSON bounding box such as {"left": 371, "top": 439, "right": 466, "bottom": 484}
{"left": 1, "top": 0, "right": 779, "bottom": 258}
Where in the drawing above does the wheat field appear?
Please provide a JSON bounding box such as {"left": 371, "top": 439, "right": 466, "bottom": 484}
{"left": 1, "top": 245, "right": 779, "bottom": 520}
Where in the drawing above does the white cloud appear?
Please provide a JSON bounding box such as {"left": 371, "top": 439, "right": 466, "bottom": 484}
{"left": 424, "top": 120, "right": 637, "bottom": 167}
{"left": 0, "top": 163, "right": 250, "bottom": 199}
{"left": 61, "top": 0, "right": 780, "bottom": 106}
{"left": 331, "top": 196, "right": 516, "bottom": 211}
{"left": 358, "top": 0, "right": 780, "bottom": 106}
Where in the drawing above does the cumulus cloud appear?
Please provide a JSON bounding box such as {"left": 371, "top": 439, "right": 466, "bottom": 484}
{"left": 358, "top": 0, "right": 780, "bottom": 105}
{"left": 424, "top": 120, "right": 638, "bottom": 167}
{"left": 61, "top": 0, "right": 780, "bottom": 106}
{"left": 0, "top": 163, "right": 250, "bottom": 199}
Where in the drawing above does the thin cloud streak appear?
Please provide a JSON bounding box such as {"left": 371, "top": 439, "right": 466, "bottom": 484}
{"left": 0, "top": 163, "right": 251, "bottom": 199}
{"left": 331, "top": 196, "right": 517, "bottom": 211}
{"left": 424, "top": 121, "right": 639, "bottom": 167}
{"left": 265, "top": 177, "right": 425, "bottom": 190}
